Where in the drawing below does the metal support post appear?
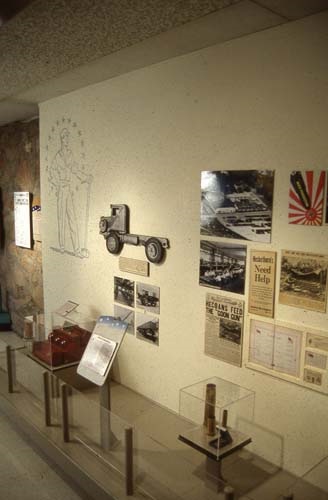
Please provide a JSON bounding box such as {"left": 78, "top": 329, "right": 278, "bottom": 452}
{"left": 43, "top": 371, "right": 51, "bottom": 426}
{"left": 100, "top": 377, "right": 117, "bottom": 449}
{"left": 61, "top": 383, "right": 70, "bottom": 442}
{"left": 125, "top": 427, "right": 134, "bottom": 496}
{"left": 6, "top": 345, "right": 14, "bottom": 393}
{"left": 224, "top": 485, "right": 235, "bottom": 499}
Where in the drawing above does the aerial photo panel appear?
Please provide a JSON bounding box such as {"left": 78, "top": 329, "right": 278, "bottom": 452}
{"left": 200, "top": 170, "right": 275, "bottom": 243}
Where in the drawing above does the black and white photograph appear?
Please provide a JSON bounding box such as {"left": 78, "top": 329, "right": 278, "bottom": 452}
{"left": 219, "top": 318, "right": 242, "bottom": 345}
{"left": 136, "top": 313, "right": 159, "bottom": 346}
{"left": 114, "top": 305, "right": 135, "bottom": 335}
{"left": 114, "top": 277, "right": 135, "bottom": 307}
{"left": 200, "top": 240, "right": 246, "bottom": 294}
{"left": 136, "top": 282, "right": 160, "bottom": 314}
{"left": 200, "top": 170, "right": 274, "bottom": 243}
{"left": 279, "top": 250, "right": 328, "bottom": 313}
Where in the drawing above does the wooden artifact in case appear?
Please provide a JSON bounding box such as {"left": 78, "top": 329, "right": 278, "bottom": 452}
{"left": 31, "top": 303, "right": 95, "bottom": 369}
{"left": 32, "top": 324, "right": 91, "bottom": 367}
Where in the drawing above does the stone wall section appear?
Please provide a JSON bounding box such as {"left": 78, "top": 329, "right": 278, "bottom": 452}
{"left": 0, "top": 119, "right": 44, "bottom": 334}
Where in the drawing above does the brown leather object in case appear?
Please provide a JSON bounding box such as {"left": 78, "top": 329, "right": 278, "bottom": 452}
{"left": 33, "top": 325, "right": 91, "bottom": 367}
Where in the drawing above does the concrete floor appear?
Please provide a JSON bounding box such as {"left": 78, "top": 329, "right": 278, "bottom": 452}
{"left": 0, "top": 400, "right": 89, "bottom": 500}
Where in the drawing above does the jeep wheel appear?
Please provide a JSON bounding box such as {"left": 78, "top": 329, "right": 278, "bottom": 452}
{"left": 145, "top": 238, "right": 164, "bottom": 263}
{"left": 106, "top": 232, "right": 123, "bottom": 254}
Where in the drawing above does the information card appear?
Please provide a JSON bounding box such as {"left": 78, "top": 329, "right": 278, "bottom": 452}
{"left": 14, "top": 192, "right": 32, "bottom": 248}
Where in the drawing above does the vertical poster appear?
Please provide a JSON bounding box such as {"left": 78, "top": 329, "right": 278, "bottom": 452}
{"left": 279, "top": 250, "right": 328, "bottom": 313}
{"left": 205, "top": 293, "right": 244, "bottom": 367}
{"left": 248, "top": 250, "right": 276, "bottom": 317}
{"left": 288, "top": 170, "right": 325, "bottom": 225}
{"left": 14, "top": 191, "right": 32, "bottom": 248}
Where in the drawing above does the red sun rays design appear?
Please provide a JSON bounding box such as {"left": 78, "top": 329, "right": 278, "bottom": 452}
{"left": 288, "top": 171, "right": 325, "bottom": 225}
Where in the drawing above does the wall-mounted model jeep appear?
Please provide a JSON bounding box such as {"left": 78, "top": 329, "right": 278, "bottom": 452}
{"left": 99, "top": 204, "right": 169, "bottom": 264}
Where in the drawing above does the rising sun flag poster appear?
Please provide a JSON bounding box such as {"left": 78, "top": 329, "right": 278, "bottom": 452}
{"left": 288, "top": 170, "right": 325, "bottom": 225}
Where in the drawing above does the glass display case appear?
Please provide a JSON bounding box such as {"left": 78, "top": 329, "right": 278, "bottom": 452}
{"left": 178, "top": 376, "right": 255, "bottom": 461}
{"left": 30, "top": 304, "right": 96, "bottom": 370}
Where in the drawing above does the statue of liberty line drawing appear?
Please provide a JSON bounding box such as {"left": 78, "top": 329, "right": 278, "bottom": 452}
{"left": 46, "top": 118, "right": 93, "bottom": 258}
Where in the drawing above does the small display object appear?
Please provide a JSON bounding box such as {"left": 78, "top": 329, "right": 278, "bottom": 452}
{"left": 179, "top": 377, "right": 255, "bottom": 460}
{"left": 31, "top": 304, "right": 95, "bottom": 370}
{"left": 99, "top": 204, "right": 169, "bottom": 264}
{"left": 77, "top": 316, "right": 128, "bottom": 386}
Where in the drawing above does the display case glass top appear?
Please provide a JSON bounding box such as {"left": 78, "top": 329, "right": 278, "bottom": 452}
{"left": 29, "top": 305, "right": 96, "bottom": 371}
{"left": 179, "top": 377, "right": 255, "bottom": 460}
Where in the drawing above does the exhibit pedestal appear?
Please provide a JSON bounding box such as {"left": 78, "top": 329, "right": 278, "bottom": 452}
{"left": 179, "top": 377, "right": 255, "bottom": 459}
{"left": 179, "top": 424, "right": 252, "bottom": 490}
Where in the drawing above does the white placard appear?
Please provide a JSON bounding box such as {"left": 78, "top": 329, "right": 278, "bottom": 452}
{"left": 80, "top": 335, "right": 117, "bottom": 376}
{"left": 78, "top": 316, "right": 128, "bottom": 386}
{"left": 14, "top": 192, "right": 32, "bottom": 248}
{"left": 54, "top": 300, "right": 79, "bottom": 316}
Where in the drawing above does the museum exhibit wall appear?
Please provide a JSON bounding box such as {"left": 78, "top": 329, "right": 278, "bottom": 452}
{"left": 39, "top": 12, "right": 328, "bottom": 476}
{"left": 0, "top": 119, "right": 44, "bottom": 332}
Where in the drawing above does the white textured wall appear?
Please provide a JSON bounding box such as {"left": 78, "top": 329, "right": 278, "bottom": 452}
{"left": 40, "top": 12, "right": 328, "bottom": 476}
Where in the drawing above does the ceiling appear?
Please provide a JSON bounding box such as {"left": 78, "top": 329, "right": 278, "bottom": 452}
{"left": 1, "top": 0, "right": 328, "bottom": 127}
{"left": 0, "top": 0, "right": 36, "bottom": 26}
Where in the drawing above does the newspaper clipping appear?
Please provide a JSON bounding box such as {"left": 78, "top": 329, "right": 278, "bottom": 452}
{"left": 205, "top": 293, "right": 244, "bottom": 367}
{"left": 279, "top": 250, "right": 328, "bottom": 313}
{"left": 248, "top": 250, "right": 276, "bottom": 317}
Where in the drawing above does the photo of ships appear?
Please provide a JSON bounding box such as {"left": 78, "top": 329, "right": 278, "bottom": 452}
{"left": 200, "top": 170, "right": 274, "bottom": 243}
{"left": 279, "top": 250, "right": 328, "bottom": 312}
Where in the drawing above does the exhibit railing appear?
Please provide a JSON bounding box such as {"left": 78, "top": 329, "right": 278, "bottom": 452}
{"left": 0, "top": 343, "right": 248, "bottom": 499}
{"left": 64, "top": 382, "right": 230, "bottom": 499}
{"left": 2, "top": 340, "right": 325, "bottom": 500}
{"left": 277, "top": 455, "right": 328, "bottom": 500}
{"left": 0, "top": 345, "right": 135, "bottom": 497}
